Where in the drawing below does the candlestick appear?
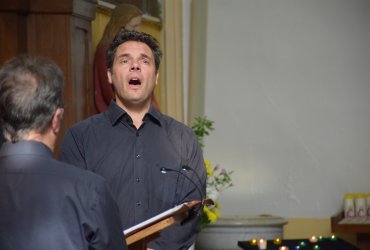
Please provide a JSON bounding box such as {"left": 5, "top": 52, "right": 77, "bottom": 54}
{"left": 258, "top": 239, "right": 267, "bottom": 250}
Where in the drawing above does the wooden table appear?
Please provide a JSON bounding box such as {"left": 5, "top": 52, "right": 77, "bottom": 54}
{"left": 331, "top": 211, "right": 370, "bottom": 250}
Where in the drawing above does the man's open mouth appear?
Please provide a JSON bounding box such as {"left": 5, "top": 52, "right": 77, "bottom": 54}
{"left": 129, "top": 78, "right": 141, "bottom": 85}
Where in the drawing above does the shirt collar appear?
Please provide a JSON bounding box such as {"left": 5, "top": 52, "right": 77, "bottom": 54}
{"left": 0, "top": 140, "right": 53, "bottom": 158}
{"left": 105, "top": 100, "right": 163, "bottom": 126}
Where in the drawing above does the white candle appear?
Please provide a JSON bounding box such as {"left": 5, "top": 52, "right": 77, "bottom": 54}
{"left": 309, "top": 236, "right": 318, "bottom": 243}
{"left": 258, "top": 239, "right": 267, "bottom": 250}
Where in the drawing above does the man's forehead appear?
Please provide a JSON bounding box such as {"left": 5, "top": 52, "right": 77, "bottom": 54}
{"left": 116, "top": 41, "right": 153, "bottom": 57}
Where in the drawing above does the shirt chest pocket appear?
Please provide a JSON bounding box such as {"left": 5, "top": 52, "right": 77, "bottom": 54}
{"left": 148, "top": 165, "right": 184, "bottom": 209}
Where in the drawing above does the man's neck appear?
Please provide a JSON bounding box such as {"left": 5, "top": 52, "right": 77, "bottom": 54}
{"left": 117, "top": 101, "right": 151, "bottom": 129}
{"left": 129, "top": 110, "right": 147, "bottom": 129}
{"left": 22, "top": 131, "right": 55, "bottom": 151}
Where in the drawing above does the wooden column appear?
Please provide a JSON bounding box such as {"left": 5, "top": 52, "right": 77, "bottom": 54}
{"left": 0, "top": 0, "right": 97, "bottom": 156}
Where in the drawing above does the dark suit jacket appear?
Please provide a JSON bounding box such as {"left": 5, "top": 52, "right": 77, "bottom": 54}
{"left": 0, "top": 140, "right": 127, "bottom": 250}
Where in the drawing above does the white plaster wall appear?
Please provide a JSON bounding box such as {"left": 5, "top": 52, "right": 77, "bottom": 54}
{"left": 202, "top": 0, "right": 370, "bottom": 218}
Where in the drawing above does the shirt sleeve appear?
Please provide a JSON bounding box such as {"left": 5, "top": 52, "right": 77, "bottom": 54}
{"left": 148, "top": 128, "right": 206, "bottom": 250}
{"left": 87, "top": 179, "right": 128, "bottom": 250}
{"left": 60, "top": 129, "right": 87, "bottom": 170}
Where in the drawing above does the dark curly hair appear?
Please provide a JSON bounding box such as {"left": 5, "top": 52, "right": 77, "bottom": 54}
{"left": 106, "top": 30, "right": 162, "bottom": 72}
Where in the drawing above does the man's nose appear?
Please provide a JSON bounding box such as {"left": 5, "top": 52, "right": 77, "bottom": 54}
{"left": 130, "top": 61, "right": 141, "bottom": 71}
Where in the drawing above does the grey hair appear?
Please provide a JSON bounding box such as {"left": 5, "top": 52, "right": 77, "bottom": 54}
{"left": 0, "top": 55, "right": 64, "bottom": 142}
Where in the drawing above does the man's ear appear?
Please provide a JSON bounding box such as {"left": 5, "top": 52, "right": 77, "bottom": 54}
{"left": 107, "top": 68, "right": 113, "bottom": 85}
{"left": 155, "top": 72, "right": 159, "bottom": 86}
{"left": 52, "top": 108, "right": 64, "bottom": 134}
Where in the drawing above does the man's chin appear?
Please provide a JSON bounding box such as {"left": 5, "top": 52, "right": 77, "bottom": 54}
{"left": 117, "top": 97, "right": 151, "bottom": 110}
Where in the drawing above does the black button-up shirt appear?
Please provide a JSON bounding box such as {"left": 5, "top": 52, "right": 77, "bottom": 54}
{"left": 60, "top": 101, "right": 206, "bottom": 250}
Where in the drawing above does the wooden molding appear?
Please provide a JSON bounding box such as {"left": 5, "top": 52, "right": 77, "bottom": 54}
{"left": 160, "top": 0, "right": 184, "bottom": 122}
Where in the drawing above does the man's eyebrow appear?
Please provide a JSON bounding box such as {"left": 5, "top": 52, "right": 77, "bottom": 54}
{"left": 116, "top": 53, "right": 152, "bottom": 60}
{"left": 117, "top": 53, "right": 130, "bottom": 59}
{"left": 139, "top": 53, "right": 152, "bottom": 60}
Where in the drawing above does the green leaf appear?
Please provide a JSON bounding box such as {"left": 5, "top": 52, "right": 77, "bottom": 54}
{"left": 192, "top": 116, "right": 215, "bottom": 149}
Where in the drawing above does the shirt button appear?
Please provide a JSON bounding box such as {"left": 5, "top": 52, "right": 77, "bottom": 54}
{"left": 136, "top": 201, "right": 142, "bottom": 206}
{"left": 136, "top": 177, "right": 140, "bottom": 182}
{"left": 136, "top": 154, "right": 141, "bottom": 159}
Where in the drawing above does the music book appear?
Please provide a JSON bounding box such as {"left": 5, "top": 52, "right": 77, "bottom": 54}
{"left": 124, "top": 200, "right": 202, "bottom": 245}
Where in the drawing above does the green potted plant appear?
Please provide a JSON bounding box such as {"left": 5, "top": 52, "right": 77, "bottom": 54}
{"left": 191, "top": 116, "right": 234, "bottom": 229}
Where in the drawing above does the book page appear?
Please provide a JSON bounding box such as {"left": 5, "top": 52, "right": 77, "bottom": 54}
{"left": 123, "top": 200, "right": 201, "bottom": 236}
